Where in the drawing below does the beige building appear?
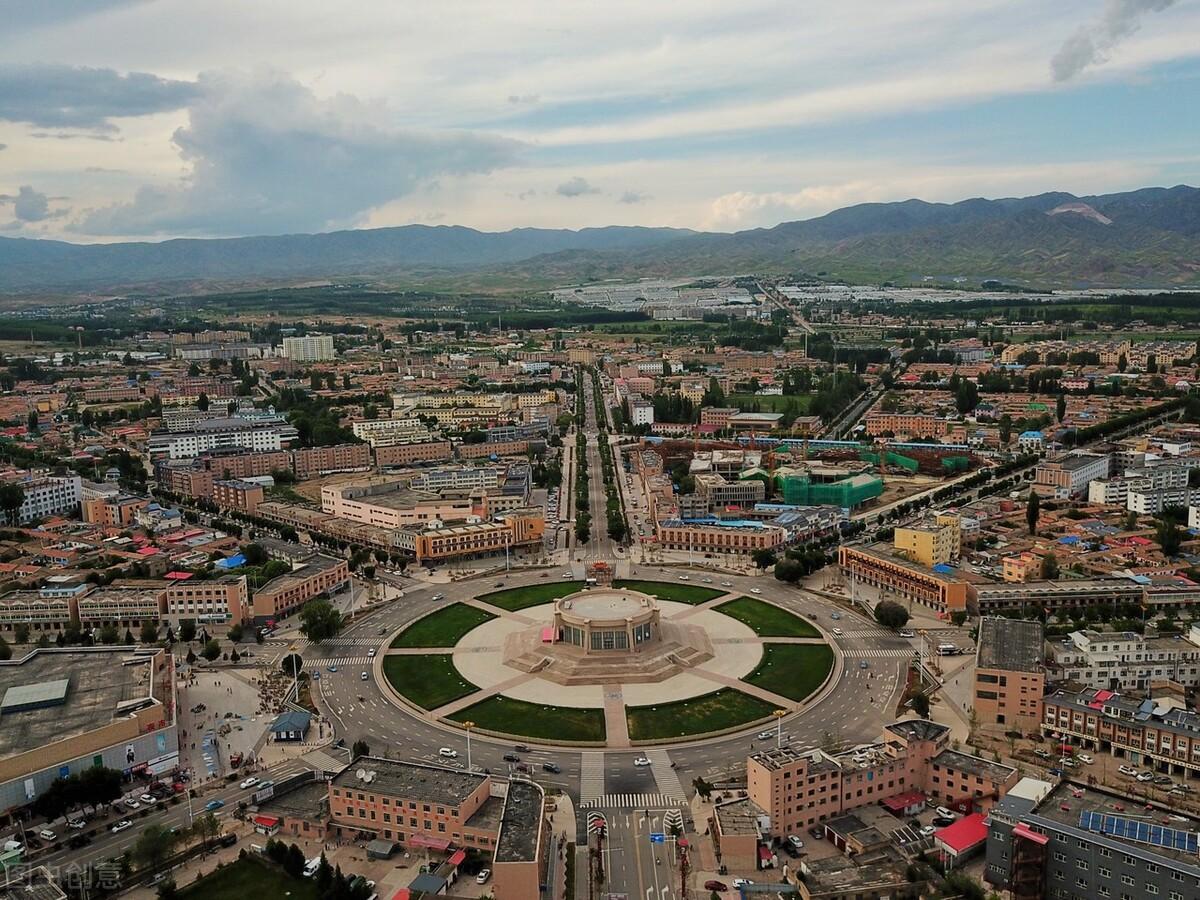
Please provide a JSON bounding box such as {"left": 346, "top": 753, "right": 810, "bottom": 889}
{"left": 973, "top": 617, "right": 1045, "bottom": 732}
{"left": 893, "top": 515, "right": 960, "bottom": 567}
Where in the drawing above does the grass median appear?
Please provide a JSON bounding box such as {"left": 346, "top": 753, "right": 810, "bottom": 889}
{"left": 715, "top": 596, "right": 820, "bottom": 637}
{"left": 383, "top": 654, "right": 479, "bottom": 710}
{"left": 390, "top": 603, "right": 495, "bottom": 648}
{"left": 744, "top": 643, "right": 834, "bottom": 702}
{"left": 478, "top": 581, "right": 583, "bottom": 611}
{"left": 626, "top": 688, "right": 777, "bottom": 741}
{"left": 179, "top": 857, "right": 318, "bottom": 900}
{"left": 448, "top": 695, "right": 607, "bottom": 743}
{"left": 612, "top": 579, "right": 724, "bottom": 604}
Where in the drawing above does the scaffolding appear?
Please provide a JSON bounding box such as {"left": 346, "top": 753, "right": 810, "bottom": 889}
{"left": 776, "top": 473, "right": 883, "bottom": 508}
{"left": 857, "top": 448, "right": 919, "bottom": 473}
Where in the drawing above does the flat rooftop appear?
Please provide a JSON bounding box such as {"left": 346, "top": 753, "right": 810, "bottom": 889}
{"left": 977, "top": 617, "right": 1044, "bottom": 673}
{"left": 932, "top": 748, "right": 1016, "bottom": 784}
{"left": 0, "top": 649, "right": 158, "bottom": 757}
{"left": 561, "top": 589, "right": 653, "bottom": 621}
{"left": 714, "top": 797, "right": 761, "bottom": 836}
{"left": 1035, "top": 781, "right": 1200, "bottom": 869}
{"left": 494, "top": 780, "right": 543, "bottom": 863}
{"left": 331, "top": 757, "right": 487, "bottom": 807}
{"left": 256, "top": 781, "right": 328, "bottom": 821}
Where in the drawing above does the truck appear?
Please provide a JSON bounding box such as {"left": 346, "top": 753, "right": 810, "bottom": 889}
{"left": 229, "top": 751, "right": 244, "bottom": 768}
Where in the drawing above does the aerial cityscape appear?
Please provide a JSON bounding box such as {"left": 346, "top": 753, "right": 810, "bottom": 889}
{"left": 2, "top": 3, "right": 1200, "bottom": 900}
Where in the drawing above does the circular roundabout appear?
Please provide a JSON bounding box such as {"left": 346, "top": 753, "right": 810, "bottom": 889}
{"left": 378, "top": 578, "right": 839, "bottom": 748}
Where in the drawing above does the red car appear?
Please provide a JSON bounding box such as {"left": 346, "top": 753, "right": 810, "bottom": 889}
{"left": 704, "top": 880, "right": 728, "bottom": 892}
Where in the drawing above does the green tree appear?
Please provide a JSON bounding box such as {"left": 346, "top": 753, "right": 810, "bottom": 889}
{"left": 26, "top": 410, "right": 39, "bottom": 434}
{"left": 1158, "top": 518, "right": 1184, "bottom": 558}
{"left": 0, "top": 482, "right": 25, "bottom": 525}
{"left": 299, "top": 598, "right": 343, "bottom": 643}
{"left": 179, "top": 620, "right": 196, "bottom": 643}
{"left": 156, "top": 878, "right": 179, "bottom": 900}
{"left": 13, "top": 623, "right": 29, "bottom": 644}
{"left": 751, "top": 548, "right": 777, "bottom": 570}
{"left": 139, "top": 621, "right": 159, "bottom": 644}
{"left": 998, "top": 414, "right": 1013, "bottom": 446}
{"left": 1040, "top": 552, "right": 1060, "bottom": 580}
{"left": 1026, "top": 491, "right": 1040, "bottom": 535}
{"left": 774, "top": 557, "right": 804, "bottom": 583}
{"left": 911, "top": 693, "right": 931, "bottom": 718}
{"left": 99, "top": 624, "right": 119, "bottom": 644}
{"left": 1056, "top": 394, "right": 1067, "bottom": 423}
{"left": 201, "top": 639, "right": 221, "bottom": 661}
{"left": 874, "top": 600, "right": 910, "bottom": 630}
{"left": 0, "top": 636, "right": 10, "bottom": 661}
{"left": 954, "top": 379, "right": 979, "bottom": 414}
{"left": 352, "top": 739, "right": 370, "bottom": 758}
{"left": 133, "top": 823, "right": 178, "bottom": 874}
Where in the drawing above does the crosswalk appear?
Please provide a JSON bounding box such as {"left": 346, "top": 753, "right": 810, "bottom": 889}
{"left": 319, "top": 637, "right": 384, "bottom": 647}
{"left": 580, "top": 752, "right": 605, "bottom": 803}
{"left": 579, "top": 793, "right": 687, "bottom": 810}
{"left": 647, "top": 749, "right": 687, "bottom": 802}
{"left": 306, "top": 656, "right": 373, "bottom": 668}
{"left": 838, "top": 627, "right": 895, "bottom": 637}
{"left": 842, "top": 648, "right": 914, "bottom": 658}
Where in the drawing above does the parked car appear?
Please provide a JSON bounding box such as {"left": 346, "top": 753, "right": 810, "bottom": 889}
{"left": 124, "top": 798, "right": 140, "bottom": 810}
{"left": 139, "top": 793, "right": 156, "bottom": 804}
{"left": 704, "top": 881, "right": 728, "bottom": 892}
{"left": 808, "top": 826, "right": 824, "bottom": 840}
{"left": 920, "top": 825, "right": 937, "bottom": 837}
{"left": 1137, "top": 771, "right": 1155, "bottom": 782}
{"left": 37, "top": 830, "right": 56, "bottom": 842}
{"left": 67, "top": 818, "right": 87, "bottom": 830}
{"left": 1034, "top": 749, "right": 1052, "bottom": 760}
{"left": 932, "top": 816, "right": 956, "bottom": 828}
{"left": 787, "top": 835, "right": 803, "bottom": 850}
{"left": 476, "top": 869, "right": 491, "bottom": 884}
{"left": 218, "top": 832, "right": 238, "bottom": 847}
{"left": 934, "top": 807, "right": 957, "bottom": 820}
{"left": 1077, "top": 754, "right": 1094, "bottom": 764}
{"left": 1119, "top": 765, "right": 1139, "bottom": 777}
{"left": 733, "top": 878, "right": 752, "bottom": 888}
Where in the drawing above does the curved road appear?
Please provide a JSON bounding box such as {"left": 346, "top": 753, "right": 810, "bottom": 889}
{"left": 306, "top": 567, "right": 912, "bottom": 810}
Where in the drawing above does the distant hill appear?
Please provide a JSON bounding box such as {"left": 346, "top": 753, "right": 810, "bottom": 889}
{"left": 1, "top": 185, "right": 1198, "bottom": 294}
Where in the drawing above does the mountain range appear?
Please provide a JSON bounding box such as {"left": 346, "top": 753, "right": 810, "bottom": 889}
{"left": 1, "top": 185, "right": 1198, "bottom": 295}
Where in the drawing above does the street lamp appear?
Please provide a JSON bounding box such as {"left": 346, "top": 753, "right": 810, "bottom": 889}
{"left": 463, "top": 720, "right": 474, "bottom": 772}
{"left": 773, "top": 708, "right": 787, "bottom": 749}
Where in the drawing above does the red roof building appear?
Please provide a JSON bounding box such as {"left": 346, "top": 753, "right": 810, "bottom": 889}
{"left": 934, "top": 812, "right": 988, "bottom": 868}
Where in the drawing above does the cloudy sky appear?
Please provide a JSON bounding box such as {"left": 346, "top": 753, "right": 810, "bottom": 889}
{"left": 0, "top": 0, "right": 1197, "bottom": 242}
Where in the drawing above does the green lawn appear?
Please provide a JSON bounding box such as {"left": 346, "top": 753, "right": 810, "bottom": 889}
{"left": 390, "top": 603, "right": 495, "bottom": 648}
{"left": 715, "top": 597, "right": 820, "bottom": 637}
{"left": 744, "top": 643, "right": 834, "bottom": 702}
{"left": 626, "top": 689, "right": 778, "bottom": 741}
{"left": 612, "top": 579, "right": 724, "bottom": 605}
{"left": 449, "top": 696, "right": 607, "bottom": 742}
{"left": 179, "top": 857, "right": 319, "bottom": 900}
{"left": 478, "top": 581, "right": 583, "bottom": 611}
{"left": 382, "top": 654, "right": 479, "bottom": 710}
{"left": 727, "top": 393, "right": 812, "bottom": 414}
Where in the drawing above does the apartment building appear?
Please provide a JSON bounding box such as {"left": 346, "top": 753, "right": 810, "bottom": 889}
{"left": 1042, "top": 686, "right": 1200, "bottom": 778}
{"left": 82, "top": 493, "right": 148, "bottom": 527}
{"left": 147, "top": 420, "right": 296, "bottom": 460}
{"left": 8, "top": 474, "right": 83, "bottom": 524}
{"left": 865, "top": 413, "right": 945, "bottom": 439}
{"left": 291, "top": 443, "right": 371, "bottom": 477}
{"left": 1033, "top": 453, "right": 1112, "bottom": 499}
{"left": 692, "top": 473, "right": 767, "bottom": 510}
{"left": 408, "top": 509, "right": 545, "bottom": 563}
{"left": 1047, "top": 628, "right": 1200, "bottom": 691}
{"left": 321, "top": 479, "right": 476, "bottom": 529}
{"left": 251, "top": 554, "right": 349, "bottom": 622}
{"left": 700, "top": 407, "right": 738, "bottom": 429}
{"left": 375, "top": 440, "right": 454, "bottom": 466}
{"left": 744, "top": 720, "right": 1016, "bottom": 840}
{"left": 211, "top": 479, "right": 264, "bottom": 515}
{"left": 281, "top": 334, "right": 335, "bottom": 362}
{"left": 838, "top": 545, "right": 970, "bottom": 617}
{"left": 163, "top": 575, "right": 250, "bottom": 625}
{"left": 202, "top": 448, "right": 291, "bottom": 479}
{"left": 894, "top": 516, "right": 961, "bottom": 567}
{"left": 974, "top": 617, "right": 1045, "bottom": 732}
{"left": 350, "top": 417, "right": 435, "bottom": 448}
{"left": 1127, "top": 486, "right": 1200, "bottom": 515}
{"left": 985, "top": 779, "right": 1200, "bottom": 900}
{"left": 83, "top": 385, "right": 143, "bottom": 404}
{"left": 655, "top": 519, "right": 786, "bottom": 554}
{"left": 75, "top": 585, "right": 165, "bottom": 630}
{"left": 458, "top": 439, "right": 528, "bottom": 460}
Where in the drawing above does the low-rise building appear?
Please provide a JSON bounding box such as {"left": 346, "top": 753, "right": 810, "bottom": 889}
{"left": 211, "top": 479, "right": 264, "bottom": 515}
{"left": 163, "top": 575, "right": 250, "bottom": 625}
{"left": 251, "top": 554, "right": 349, "bottom": 622}
{"left": 838, "top": 544, "right": 970, "bottom": 617}
{"left": 974, "top": 617, "right": 1045, "bottom": 732}
{"left": 1048, "top": 628, "right": 1200, "bottom": 691}
{"left": 655, "top": 518, "right": 786, "bottom": 554}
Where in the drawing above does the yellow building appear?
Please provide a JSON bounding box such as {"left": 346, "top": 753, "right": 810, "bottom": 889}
{"left": 893, "top": 517, "right": 960, "bottom": 567}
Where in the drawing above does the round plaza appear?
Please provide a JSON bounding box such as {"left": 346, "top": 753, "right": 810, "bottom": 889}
{"left": 380, "top": 580, "right": 838, "bottom": 746}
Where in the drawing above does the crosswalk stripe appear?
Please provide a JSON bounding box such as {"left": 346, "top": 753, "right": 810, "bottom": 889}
{"left": 305, "top": 656, "right": 373, "bottom": 668}
{"left": 580, "top": 751, "right": 605, "bottom": 803}
{"left": 647, "top": 749, "right": 687, "bottom": 802}
{"left": 842, "top": 648, "right": 914, "bottom": 658}
{"left": 579, "top": 793, "right": 686, "bottom": 810}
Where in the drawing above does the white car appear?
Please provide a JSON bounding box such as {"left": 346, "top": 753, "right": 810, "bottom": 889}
{"left": 1118, "top": 765, "right": 1139, "bottom": 777}
{"left": 678, "top": 575, "right": 689, "bottom": 581}
{"left": 832, "top": 628, "right": 844, "bottom": 636}
{"left": 733, "top": 878, "right": 752, "bottom": 888}
{"left": 786, "top": 835, "right": 803, "bottom": 849}
{"left": 750, "top": 588, "right": 762, "bottom": 595}
{"left": 1137, "top": 771, "right": 1155, "bottom": 782}
{"left": 476, "top": 869, "right": 492, "bottom": 884}
{"left": 720, "top": 581, "right": 732, "bottom": 587}
{"left": 240, "top": 777, "right": 259, "bottom": 790}
{"left": 934, "top": 807, "right": 957, "bottom": 820}
{"left": 1077, "top": 754, "right": 1094, "bottom": 765}
{"left": 37, "top": 829, "right": 56, "bottom": 842}
{"left": 139, "top": 793, "right": 156, "bottom": 804}
{"left": 920, "top": 824, "right": 936, "bottom": 837}
{"left": 633, "top": 757, "right": 651, "bottom": 767}
{"left": 439, "top": 748, "right": 458, "bottom": 758}
{"left": 124, "top": 798, "right": 140, "bottom": 809}
{"left": 111, "top": 820, "right": 133, "bottom": 833}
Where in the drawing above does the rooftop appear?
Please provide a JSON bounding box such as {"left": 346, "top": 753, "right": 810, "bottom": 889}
{"left": 884, "top": 719, "right": 951, "bottom": 744}
{"left": 256, "top": 780, "right": 328, "bottom": 821}
{"left": 713, "top": 797, "right": 762, "bottom": 836}
{"left": 331, "top": 756, "right": 487, "bottom": 807}
{"left": 559, "top": 589, "right": 654, "bottom": 622}
{"left": 1033, "top": 780, "right": 1200, "bottom": 870}
{"left": 494, "top": 779, "right": 544, "bottom": 863}
{"left": 0, "top": 649, "right": 160, "bottom": 758}
{"left": 931, "top": 748, "right": 1016, "bottom": 784}
{"left": 977, "top": 616, "right": 1044, "bottom": 673}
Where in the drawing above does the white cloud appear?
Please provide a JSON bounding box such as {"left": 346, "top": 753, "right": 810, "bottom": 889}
{"left": 76, "top": 69, "right": 520, "bottom": 236}
{"left": 556, "top": 176, "right": 599, "bottom": 197}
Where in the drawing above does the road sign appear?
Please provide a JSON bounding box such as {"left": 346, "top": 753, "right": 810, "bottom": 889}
{"left": 648, "top": 832, "right": 665, "bottom": 843}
